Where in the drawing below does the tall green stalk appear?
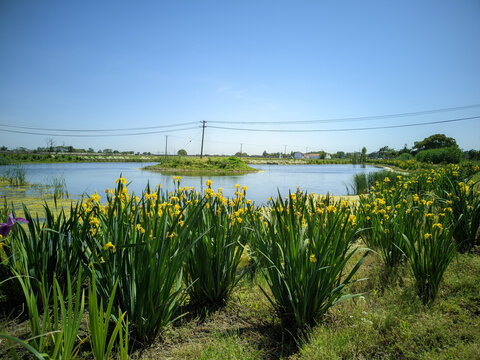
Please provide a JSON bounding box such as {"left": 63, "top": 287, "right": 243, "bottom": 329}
{"left": 250, "top": 191, "right": 368, "bottom": 329}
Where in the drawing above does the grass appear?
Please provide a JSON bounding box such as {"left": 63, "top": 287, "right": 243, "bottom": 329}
{"left": 0, "top": 164, "right": 27, "bottom": 186}
{"left": 1, "top": 241, "right": 479, "bottom": 359}
{"left": 144, "top": 156, "right": 258, "bottom": 175}
{"left": 109, "top": 251, "right": 480, "bottom": 359}
{"left": 49, "top": 175, "right": 69, "bottom": 199}
{"left": 293, "top": 252, "right": 480, "bottom": 359}
{"left": 348, "top": 170, "right": 400, "bottom": 195}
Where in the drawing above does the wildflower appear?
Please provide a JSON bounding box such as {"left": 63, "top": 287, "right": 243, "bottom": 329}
{"left": 432, "top": 223, "right": 443, "bottom": 231}
{"left": 0, "top": 213, "right": 29, "bottom": 237}
{"left": 348, "top": 214, "right": 357, "bottom": 225}
{"left": 136, "top": 224, "right": 145, "bottom": 234}
{"left": 115, "top": 177, "right": 127, "bottom": 185}
{"left": 309, "top": 254, "right": 317, "bottom": 263}
{"left": 206, "top": 179, "right": 212, "bottom": 187}
{"left": 424, "top": 233, "right": 432, "bottom": 240}
{"left": 91, "top": 190, "right": 101, "bottom": 203}
{"left": 326, "top": 205, "right": 336, "bottom": 213}
{"left": 103, "top": 242, "right": 116, "bottom": 253}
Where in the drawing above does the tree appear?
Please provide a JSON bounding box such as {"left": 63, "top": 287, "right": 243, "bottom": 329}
{"left": 177, "top": 149, "right": 187, "bottom": 156}
{"left": 413, "top": 134, "right": 457, "bottom": 153}
{"left": 398, "top": 144, "right": 411, "bottom": 155}
{"left": 360, "top": 147, "right": 367, "bottom": 163}
{"left": 45, "top": 138, "right": 55, "bottom": 152}
{"left": 466, "top": 149, "right": 480, "bottom": 160}
{"left": 262, "top": 150, "right": 268, "bottom": 157}
{"left": 378, "top": 146, "right": 397, "bottom": 159}
{"left": 351, "top": 152, "right": 359, "bottom": 164}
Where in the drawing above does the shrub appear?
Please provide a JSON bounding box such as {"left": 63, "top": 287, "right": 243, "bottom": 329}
{"left": 184, "top": 181, "right": 250, "bottom": 306}
{"left": 416, "top": 146, "right": 463, "bottom": 164}
{"left": 396, "top": 152, "right": 413, "bottom": 161}
{"left": 250, "top": 191, "right": 367, "bottom": 329}
{"left": 79, "top": 178, "right": 206, "bottom": 343}
{"left": 402, "top": 198, "right": 456, "bottom": 304}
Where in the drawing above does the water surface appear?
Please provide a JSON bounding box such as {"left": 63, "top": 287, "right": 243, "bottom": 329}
{"left": 1, "top": 163, "right": 383, "bottom": 204}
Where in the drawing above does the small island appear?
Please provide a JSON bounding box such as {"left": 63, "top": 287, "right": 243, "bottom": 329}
{"left": 143, "top": 156, "right": 259, "bottom": 175}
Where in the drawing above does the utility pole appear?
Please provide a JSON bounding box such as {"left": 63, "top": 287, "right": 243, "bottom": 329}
{"left": 200, "top": 120, "right": 206, "bottom": 159}
{"left": 284, "top": 145, "right": 287, "bottom": 156}
{"left": 240, "top": 143, "right": 243, "bottom": 157}
{"left": 165, "top": 135, "right": 168, "bottom": 156}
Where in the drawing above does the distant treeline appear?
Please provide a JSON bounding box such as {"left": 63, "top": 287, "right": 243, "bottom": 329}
{"left": 2, "top": 133, "right": 479, "bottom": 165}
{"left": 0, "top": 145, "right": 152, "bottom": 156}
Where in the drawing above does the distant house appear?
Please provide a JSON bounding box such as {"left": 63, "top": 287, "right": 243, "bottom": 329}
{"left": 294, "top": 152, "right": 303, "bottom": 159}
{"left": 304, "top": 153, "right": 321, "bottom": 159}
{"left": 325, "top": 153, "right": 331, "bottom": 159}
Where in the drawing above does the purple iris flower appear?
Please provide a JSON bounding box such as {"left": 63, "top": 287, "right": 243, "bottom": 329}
{"left": 0, "top": 213, "right": 29, "bottom": 237}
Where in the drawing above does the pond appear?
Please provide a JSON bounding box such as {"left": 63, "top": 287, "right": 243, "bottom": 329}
{"left": 1, "top": 162, "right": 384, "bottom": 204}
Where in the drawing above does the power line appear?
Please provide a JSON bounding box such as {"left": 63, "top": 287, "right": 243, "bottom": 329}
{"left": 207, "top": 115, "right": 480, "bottom": 133}
{"left": 208, "top": 103, "right": 480, "bottom": 125}
{"left": 0, "top": 126, "right": 200, "bottom": 137}
{"left": 0, "top": 121, "right": 198, "bottom": 132}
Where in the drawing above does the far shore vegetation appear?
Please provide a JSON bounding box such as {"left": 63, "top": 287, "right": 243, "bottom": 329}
{"left": 143, "top": 156, "right": 258, "bottom": 175}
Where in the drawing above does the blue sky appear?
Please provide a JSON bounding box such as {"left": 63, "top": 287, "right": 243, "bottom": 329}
{"left": 1, "top": 0, "right": 479, "bottom": 155}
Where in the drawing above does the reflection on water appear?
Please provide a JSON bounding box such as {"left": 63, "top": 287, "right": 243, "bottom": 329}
{"left": 1, "top": 162, "right": 383, "bottom": 204}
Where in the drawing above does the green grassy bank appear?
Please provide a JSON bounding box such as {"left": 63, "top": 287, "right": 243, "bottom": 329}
{"left": 143, "top": 156, "right": 258, "bottom": 175}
